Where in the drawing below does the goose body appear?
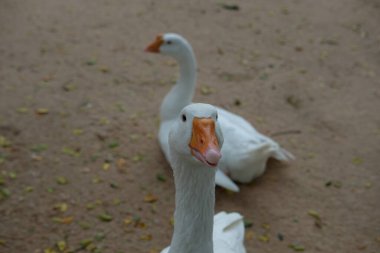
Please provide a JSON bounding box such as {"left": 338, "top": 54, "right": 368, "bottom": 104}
{"left": 161, "top": 212, "right": 246, "bottom": 253}
{"left": 146, "top": 33, "right": 294, "bottom": 192}
{"left": 161, "top": 103, "right": 246, "bottom": 253}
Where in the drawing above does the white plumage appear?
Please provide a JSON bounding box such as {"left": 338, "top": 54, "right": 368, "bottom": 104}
{"left": 160, "top": 103, "right": 246, "bottom": 253}
{"left": 146, "top": 33, "right": 294, "bottom": 192}
{"left": 161, "top": 212, "right": 246, "bottom": 253}
{"left": 213, "top": 212, "right": 246, "bottom": 253}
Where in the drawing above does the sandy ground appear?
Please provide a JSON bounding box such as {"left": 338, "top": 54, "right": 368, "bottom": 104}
{"left": 0, "top": 0, "right": 379, "bottom": 252}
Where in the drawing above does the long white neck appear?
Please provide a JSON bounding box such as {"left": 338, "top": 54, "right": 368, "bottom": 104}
{"left": 160, "top": 47, "right": 197, "bottom": 121}
{"left": 168, "top": 150, "right": 215, "bottom": 253}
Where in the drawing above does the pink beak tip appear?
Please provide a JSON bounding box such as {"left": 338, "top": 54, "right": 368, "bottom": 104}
{"left": 205, "top": 149, "right": 221, "bottom": 165}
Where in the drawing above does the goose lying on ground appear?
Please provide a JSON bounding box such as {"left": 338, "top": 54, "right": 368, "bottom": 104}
{"left": 161, "top": 103, "right": 246, "bottom": 253}
{"left": 146, "top": 33, "right": 294, "bottom": 192}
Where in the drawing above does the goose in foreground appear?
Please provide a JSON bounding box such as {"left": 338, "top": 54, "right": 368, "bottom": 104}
{"left": 161, "top": 103, "right": 246, "bottom": 253}
{"left": 146, "top": 33, "right": 294, "bottom": 192}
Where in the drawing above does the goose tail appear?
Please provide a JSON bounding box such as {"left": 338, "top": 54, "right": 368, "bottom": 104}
{"left": 215, "top": 169, "right": 240, "bottom": 192}
{"left": 272, "top": 147, "right": 295, "bottom": 161}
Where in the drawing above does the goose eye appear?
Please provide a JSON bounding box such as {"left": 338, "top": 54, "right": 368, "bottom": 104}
{"left": 167, "top": 40, "right": 172, "bottom": 45}
{"left": 182, "top": 114, "right": 187, "bottom": 122}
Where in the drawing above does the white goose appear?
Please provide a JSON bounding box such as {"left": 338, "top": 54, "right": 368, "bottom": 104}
{"left": 161, "top": 103, "right": 246, "bottom": 253}
{"left": 146, "top": 33, "right": 294, "bottom": 192}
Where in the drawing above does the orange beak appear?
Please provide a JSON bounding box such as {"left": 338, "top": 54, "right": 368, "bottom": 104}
{"left": 145, "top": 34, "right": 164, "bottom": 53}
{"left": 189, "top": 118, "right": 221, "bottom": 167}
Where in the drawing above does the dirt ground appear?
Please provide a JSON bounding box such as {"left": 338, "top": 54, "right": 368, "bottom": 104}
{"left": 0, "top": 0, "right": 379, "bottom": 252}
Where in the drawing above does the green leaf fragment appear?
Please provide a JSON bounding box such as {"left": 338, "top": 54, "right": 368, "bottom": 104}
{"left": 102, "top": 162, "right": 110, "bottom": 170}
{"left": 8, "top": 172, "right": 17, "bottom": 179}
{"left": 308, "top": 209, "right": 323, "bottom": 228}
{"left": 307, "top": 209, "right": 320, "bottom": 220}
{"left": 80, "top": 239, "right": 93, "bottom": 248}
{"left": 259, "top": 73, "right": 269, "bottom": 80}
{"left": 259, "top": 234, "right": 269, "bottom": 242}
{"left": 281, "top": 7, "right": 289, "bottom": 15}
{"left": 0, "top": 188, "right": 10, "bottom": 198}
{"left": 63, "top": 83, "right": 76, "bottom": 92}
{"left": 298, "top": 69, "right": 307, "bottom": 74}
{"left": 44, "top": 247, "right": 56, "bottom": 253}
{"left": 325, "top": 180, "right": 342, "bottom": 188}
{"left": 90, "top": 155, "right": 99, "bottom": 162}
{"left": 112, "top": 198, "right": 121, "bottom": 205}
{"left": 72, "top": 129, "right": 83, "bottom": 135}
{"left": 62, "top": 147, "right": 80, "bottom": 157}
{"left": 56, "top": 240, "right": 66, "bottom": 251}
{"left": 352, "top": 157, "right": 363, "bottom": 165}
{"left": 200, "top": 85, "right": 213, "bottom": 95}
{"left": 289, "top": 244, "right": 305, "bottom": 251}
{"left": 25, "top": 186, "right": 34, "bottom": 193}
{"left": 31, "top": 144, "right": 48, "bottom": 153}
{"left": 92, "top": 177, "right": 103, "bottom": 184}
{"left": 99, "top": 66, "right": 110, "bottom": 73}
{"left": 36, "top": 108, "right": 49, "bottom": 115}
{"left": 108, "top": 141, "right": 119, "bottom": 149}
{"left": 99, "top": 117, "right": 110, "bottom": 125}
{"left": 129, "top": 134, "right": 139, "bottom": 141}
{"left": 16, "top": 107, "right": 29, "bottom": 113}
{"left": 95, "top": 232, "right": 106, "bottom": 241}
{"left": 56, "top": 176, "right": 68, "bottom": 185}
{"left": 156, "top": 173, "right": 166, "bottom": 182}
{"left": 78, "top": 221, "right": 91, "bottom": 230}
{"left": 115, "top": 102, "right": 125, "bottom": 112}
{"left": 86, "top": 59, "right": 97, "bottom": 66}
{"left": 243, "top": 219, "right": 253, "bottom": 228}
{"left": 221, "top": 3, "right": 240, "bottom": 11}
{"left": 54, "top": 203, "right": 68, "bottom": 212}
{"left": 86, "top": 203, "right": 96, "bottom": 210}
{"left": 98, "top": 213, "right": 113, "bottom": 222}
{"left": 132, "top": 154, "right": 143, "bottom": 162}
{"left": 110, "top": 182, "right": 119, "bottom": 189}
{"left": 286, "top": 95, "right": 301, "bottom": 109}
{"left": 86, "top": 243, "right": 97, "bottom": 252}
{"left": 0, "top": 136, "right": 11, "bottom": 148}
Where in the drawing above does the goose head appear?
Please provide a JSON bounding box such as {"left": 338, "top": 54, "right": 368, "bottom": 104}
{"left": 145, "top": 33, "right": 193, "bottom": 60}
{"left": 169, "top": 103, "right": 224, "bottom": 168}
